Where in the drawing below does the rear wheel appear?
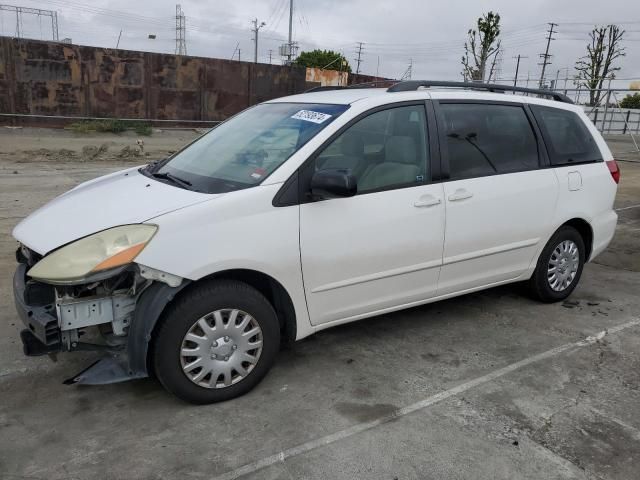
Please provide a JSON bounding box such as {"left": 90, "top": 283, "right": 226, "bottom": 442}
{"left": 152, "top": 280, "right": 280, "bottom": 404}
{"left": 529, "top": 226, "right": 585, "bottom": 303}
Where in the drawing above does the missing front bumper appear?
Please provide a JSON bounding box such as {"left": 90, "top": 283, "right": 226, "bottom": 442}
{"left": 13, "top": 263, "right": 62, "bottom": 354}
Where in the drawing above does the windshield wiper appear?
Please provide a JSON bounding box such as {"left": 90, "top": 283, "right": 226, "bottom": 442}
{"left": 151, "top": 171, "right": 193, "bottom": 188}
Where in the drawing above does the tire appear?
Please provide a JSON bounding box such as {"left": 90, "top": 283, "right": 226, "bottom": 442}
{"left": 152, "top": 280, "right": 280, "bottom": 404}
{"left": 529, "top": 226, "right": 585, "bottom": 303}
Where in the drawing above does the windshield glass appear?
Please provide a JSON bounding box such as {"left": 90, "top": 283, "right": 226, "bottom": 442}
{"left": 155, "top": 102, "right": 349, "bottom": 193}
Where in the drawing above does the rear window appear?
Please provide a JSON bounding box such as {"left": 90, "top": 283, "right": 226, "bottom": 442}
{"left": 530, "top": 105, "right": 602, "bottom": 165}
{"left": 439, "top": 103, "right": 540, "bottom": 180}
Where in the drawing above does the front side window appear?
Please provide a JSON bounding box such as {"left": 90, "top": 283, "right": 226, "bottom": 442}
{"left": 530, "top": 105, "right": 602, "bottom": 165}
{"left": 154, "top": 103, "right": 348, "bottom": 193}
{"left": 440, "top": 103, "right": 540, "bottom": 180}
{"left": 314, "top": 104, "right": 429, "bottom": 193}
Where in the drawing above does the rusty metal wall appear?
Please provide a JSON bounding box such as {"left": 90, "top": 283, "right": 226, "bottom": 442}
{"left": 305, "top": 67, "right": 348, "bottom": 86}
{"left": 0, "top": 37, "right": 308, "bottom": 121}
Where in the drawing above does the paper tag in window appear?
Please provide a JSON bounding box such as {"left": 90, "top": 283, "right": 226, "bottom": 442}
{"left": 291, "top": 110, "right": 332, "bottom": 124}
{"left": 250, "top": 167, "right": 266, "bottom": 180}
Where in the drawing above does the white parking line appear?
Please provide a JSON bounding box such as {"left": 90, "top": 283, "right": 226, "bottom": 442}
{"left": 616, "top": 204, "right": 640, "bottom": 211}
{"left": 212, "top": 318, "right": 640, "bottom": 480}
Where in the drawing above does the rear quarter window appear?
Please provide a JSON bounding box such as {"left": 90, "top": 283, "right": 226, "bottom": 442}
{"left": 530, "top": 105, "right": 602, "bottom": 166}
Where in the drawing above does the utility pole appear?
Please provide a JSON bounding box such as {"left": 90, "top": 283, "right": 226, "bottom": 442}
{"left": 354, "top": 42, "right": 364, "bottom": 74}
{"left": 116, "top": 29, "right": 122, "bottom": 49}
{"left": 538, "top": 22, "right": 557, "bottom": 88}
{"left": 175, "top": 4, "right": 187, "bottom": 55}
{"left": 287, "top": 0, "right": 294, "bottom": 63}
{"left": 513, "top": 55, "right": 528, "bottom": 87}
{"left": 251, "top": 18, "right": 266, "bottom": 64}
{"left": 268, "top": 49, "right": 273, "bottom": 64}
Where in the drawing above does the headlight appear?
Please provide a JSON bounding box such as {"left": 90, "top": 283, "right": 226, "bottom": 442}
{"left": 27, "top": 224, "right": 157, "bottom": 284}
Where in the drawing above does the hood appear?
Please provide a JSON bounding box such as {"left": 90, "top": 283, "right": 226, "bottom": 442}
{"left": 13, "top": 167, "right": 217, "bottom": 254}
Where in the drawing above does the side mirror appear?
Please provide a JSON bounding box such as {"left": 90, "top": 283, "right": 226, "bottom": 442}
{"left": 310, "top": 169, "right": 357, "bottom": 199}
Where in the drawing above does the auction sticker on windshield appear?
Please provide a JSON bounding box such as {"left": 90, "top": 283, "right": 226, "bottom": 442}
{"left": 291, "top": 110, "right": 332, "bottom": 124}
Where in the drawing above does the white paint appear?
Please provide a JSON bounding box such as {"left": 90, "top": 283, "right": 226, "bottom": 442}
{"left": 211, "top": 318, "right": 640, "bottom": 480}
{"left": 12, "top": 166, "right": 216, "bottom": 255}
{"left": 438, "top": 169, "right": 558, "bottom": 296}
{"left": 300, "top": 184, "right": 445, "bottom": 325}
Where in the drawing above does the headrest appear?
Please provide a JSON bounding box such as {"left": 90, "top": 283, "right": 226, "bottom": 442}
{"left": 340, "top": 132, "right": 364, "bottom": 156}
{"left": 385, "top": 136, "right": 417, "bottom": 165}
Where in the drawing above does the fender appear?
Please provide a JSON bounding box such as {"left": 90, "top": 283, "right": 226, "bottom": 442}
{"left": 127, "top": 280, "right": 191, "bottom": 377}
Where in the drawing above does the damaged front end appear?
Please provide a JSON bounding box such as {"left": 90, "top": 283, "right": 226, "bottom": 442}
{"left": 13, "top": 243, "right": 188, "bottom": 385}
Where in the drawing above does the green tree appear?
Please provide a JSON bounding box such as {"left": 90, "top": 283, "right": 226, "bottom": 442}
{"left": 575, "top": 25, "right": 626, "bottom": 106}
{"left": 461, "top": 11, "right": 501, "bottom": 82}
{"left": 294, "top": 49, "right": 352, "bottom": 73}
{"left": 620, "top": 93, "right": 640, "bottom": 109}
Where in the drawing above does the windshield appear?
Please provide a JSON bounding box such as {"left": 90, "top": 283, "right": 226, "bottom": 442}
{"left": 154, "top": 102, "right": 349, "bottom": 193}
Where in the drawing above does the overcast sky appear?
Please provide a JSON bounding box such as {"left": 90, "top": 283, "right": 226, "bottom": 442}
{"left": 2, "top": 0, "right": 639, "bottom": 89}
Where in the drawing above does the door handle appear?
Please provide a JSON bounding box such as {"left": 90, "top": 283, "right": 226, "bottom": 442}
{"left": 448, "top": 189, "right": 473, "bottom": 202}
{"left": 414, "top": 196, "right": 442, "bottom": 208}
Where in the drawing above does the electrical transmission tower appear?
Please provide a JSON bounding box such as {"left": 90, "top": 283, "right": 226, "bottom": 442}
{"left": 489, "top": 48, "right": 503, "bottom": 82}
{"left": 538, "top": 22, "right": 557, "bottom": 88}
{"left": 354, "top": 42, "right": 364, "bottom": 74}
{"left": 175, "top": 4, "right": 187, "bottom": 55}
{"left": 401, "top": 59, "right": 413, "bottom": 80}
{"left": 0, "top": 4, "right": 59, "bottom": 40}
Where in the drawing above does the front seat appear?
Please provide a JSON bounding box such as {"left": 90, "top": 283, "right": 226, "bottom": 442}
{"left": 358, "top": 136, "right": 421, "bottom": 191}
{"left": 319, "top": 132, "right": 364, "bottom": 173}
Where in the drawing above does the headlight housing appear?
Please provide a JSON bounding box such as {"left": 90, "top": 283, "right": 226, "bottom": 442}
{"left": 27, "top": 224, "right": 157, "bottom": 284}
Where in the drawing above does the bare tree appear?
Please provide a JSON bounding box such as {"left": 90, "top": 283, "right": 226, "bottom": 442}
{"left": 461, "top": 12, "right": 501, "bottom": 82}
{"left": 575, "top": 25, "right": 625, "bottom": 106}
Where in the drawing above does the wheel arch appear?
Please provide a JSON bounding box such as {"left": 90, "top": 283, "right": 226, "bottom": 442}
{"left": 561, "top": 217, "right": 594, "bottom": 261}
{"left": 136, "top": 268, "right": 298, "bottom": 378}
{"left": 198, "top": 268, "right": 298, "bottom": 345}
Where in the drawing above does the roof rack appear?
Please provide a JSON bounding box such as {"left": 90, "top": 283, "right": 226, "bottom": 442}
{"left": 387, "top": 80, "right": 574, "bottom": 104}
{"left": 304, "top": 85, "right": 346, "bottom": 93}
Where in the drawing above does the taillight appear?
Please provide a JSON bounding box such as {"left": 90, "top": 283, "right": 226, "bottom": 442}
{"left": 606, "top": 160, "right": 620, "bottom": 184}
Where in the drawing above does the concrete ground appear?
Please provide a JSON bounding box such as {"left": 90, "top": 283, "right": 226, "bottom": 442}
{"left": 0, "top": 130, "right": 639, "bottom": 480}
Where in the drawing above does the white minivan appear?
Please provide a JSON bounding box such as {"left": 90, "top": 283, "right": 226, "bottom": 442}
{"left": 13, "top": 81, "right": 619, "bottom": 403}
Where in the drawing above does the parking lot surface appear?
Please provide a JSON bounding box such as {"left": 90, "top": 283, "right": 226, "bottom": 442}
{"left": 1, "top": 130, "right": 639, "bottom": 479}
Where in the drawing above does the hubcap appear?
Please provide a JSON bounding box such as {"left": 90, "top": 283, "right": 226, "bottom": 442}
{"left": 180, "top": 309, "right": 263, "bottom": 389}
{"left": 547, "top": 240, "right": 580, "bottom": 292}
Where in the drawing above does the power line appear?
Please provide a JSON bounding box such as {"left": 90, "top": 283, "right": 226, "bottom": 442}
{"left": 538, "top": 22, "right": 557, "bottom": 88}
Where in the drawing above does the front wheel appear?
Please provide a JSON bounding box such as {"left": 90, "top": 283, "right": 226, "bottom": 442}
{"left": 529, "top": 226, "right": 585, "bottom": 303}
{"left": 152, "top": 280, "right": 280, "bottom": 404}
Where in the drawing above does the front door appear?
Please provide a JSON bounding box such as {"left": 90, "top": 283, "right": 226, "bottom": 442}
{"left": 299, "top": 103, "right": 446, "bottom": 325}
